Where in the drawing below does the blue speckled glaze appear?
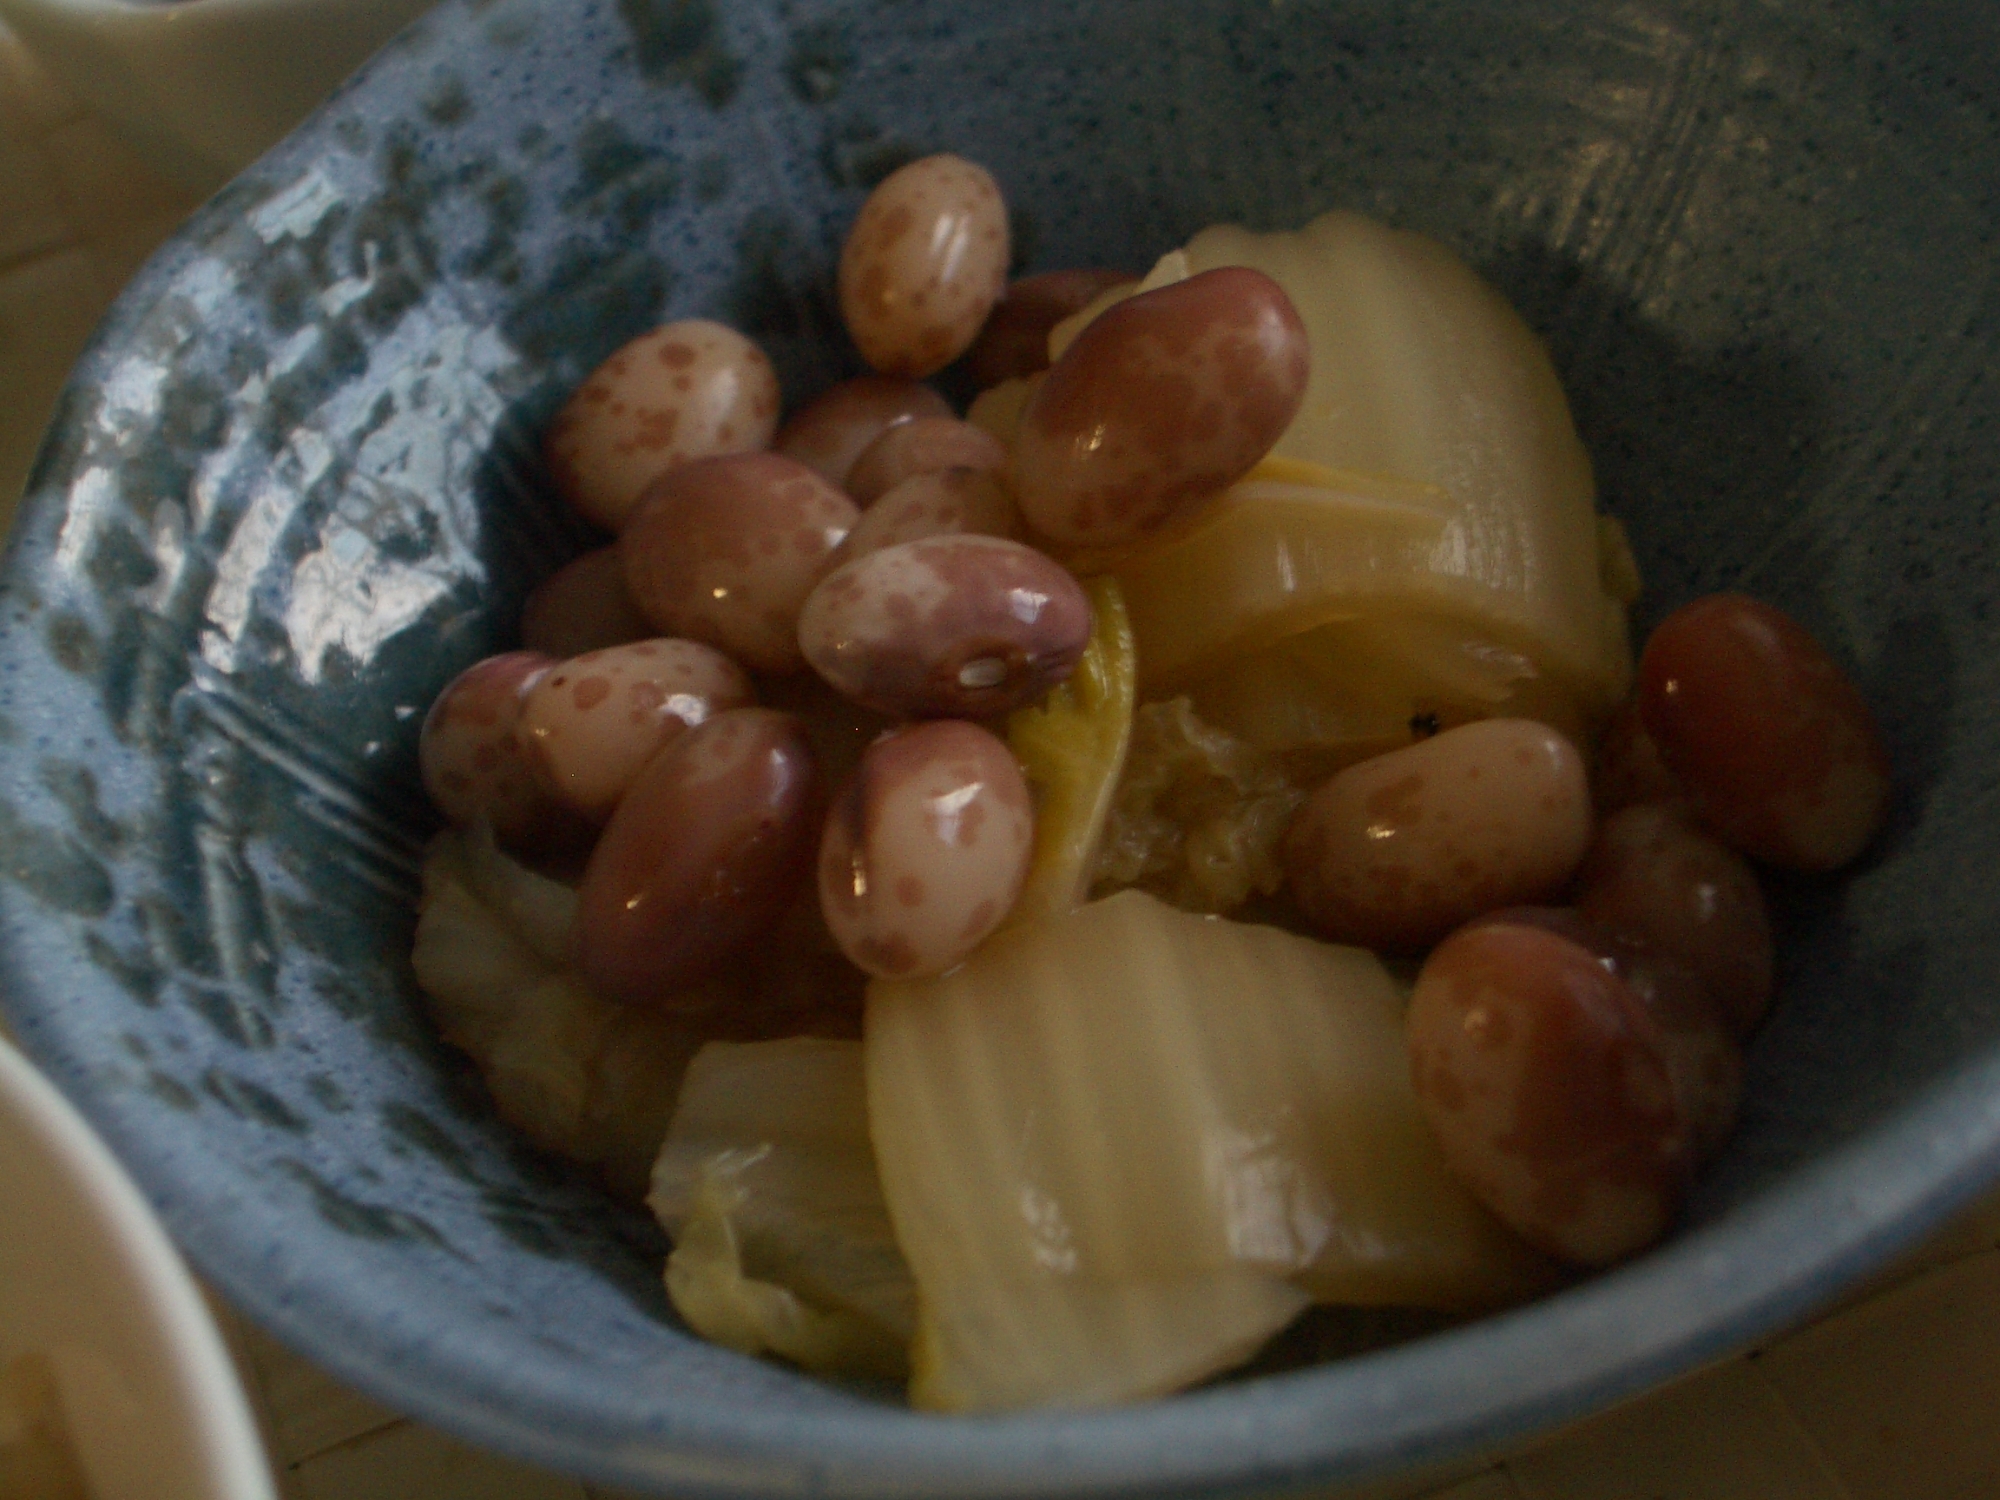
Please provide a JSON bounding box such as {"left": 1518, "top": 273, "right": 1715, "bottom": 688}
{"left": 1, "top": 0, "right": 1998, "bottom": 1494}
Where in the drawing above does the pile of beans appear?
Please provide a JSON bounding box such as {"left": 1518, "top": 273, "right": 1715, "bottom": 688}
{"left": 1294, "top": 594, "right": 1891, "bottom": 1265}
{"left": 421, "top": 153, "right": 1311, "bottom": 998}
{"left": 418, "top": 151, "right": 1892, "bottom": 1275}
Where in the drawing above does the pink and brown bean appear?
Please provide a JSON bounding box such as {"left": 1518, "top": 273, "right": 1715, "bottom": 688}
{"left": 1283, "top": 718, "right": 1593, "bottom": 953}
{"left": 798, "top": 534, "right": 1092, "bottom": 719}
{"left": 419, "top": 651, "right": 566, "bottom": 848}
{"left": 1575, "top": 804, "right": 1774, "bottom": 1039}
{"left": 518, "top": 548, "right": 652, "bottom": 659}
{"left": 825, "top": 467, "right": 1022, "bottom": 570}
{"left": 1012, "top": 266, "right": 1310, "bottom": 548}
{"left": 819, "top": 720, "right": 1034, "bottom": 978}
{"left": 842, "top": 416, "right": 1009, "bottom": 506}
{"left": 1638, "top": 593, "right": 1890, "bottom": 871}
{"left": 1407, "top": 919, "right": 1694, "bottom": 1266}
{"left": 620, "top": 452, "right": 858, "bottom": 674}
{"left": 1464, "top": 908, "right": 1743, "bottom": 1163}
{"left": 544, "top": 320, "right": 781, "bottom": 532}
{"left": 964, "top": 267, "right": 1136, "bottom": 389}
{"left": 576, "top": 708, "right": 823, "bottom": 1007}
{"left": 518, "top": 639, "right": 755, "bottom": 821}
{"left": 837, "top": 154, "right": 1010, "bottom": 378}
{"left": 773, "top": 375, "right": 953, "bottom": 487}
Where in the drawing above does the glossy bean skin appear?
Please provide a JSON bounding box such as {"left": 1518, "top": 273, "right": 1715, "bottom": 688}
{"left": 964, "top": 268, "right": 1136, "bottom": 389}
{"left": 544, "top": 321, "right": 781, "bottom": 531}
{"left": 838, "top": 154, "right": 1010, "bottom": 378}
{"left": 819, "top": 720, "right": 1034, "bottom": 978}
{"left": 620, "top": 453, "right": 858, "bottom": 674}
{"left": 421, "top": 656, "right": 598, "bottom": 866}
{"left": 773, "top": 375, "right": 953, "bottom": 487}
{"left": 1591, "top": 697, "right": 1688, "bottom": 817}
{"left": 518, "top": 548, "right": 652, "bottom": 659}
{"left": 1012, "top": 267, "right": 1310, "bottom": 549}
{"left": 1467, "top": 908, "right": 1743, "bottom": 1161}
{"left": 1575, "top": 804, "right": 1774, "bottom": 1038}
{"left": 576, "top": 708, "right": 823, "bottom": 1006}
{"left": 843, "top": 416, "right": 1009, "bottom": 506}
{"left": 1407, "top": 919, "right": 1694, "bottom": 1265}
{"left": 420, "top": 652, "right": 558, "bottom": 839}
{"left": 517, "top": 639, "right": 756, "bottom": 821}
{"left": 1283, "top": 719, "right": 1593, "bottom": 953}
{"left": 1606, "top": 950, "right": 1742, "bottom": 1163}
{"left": 1639, "top": 593, "right": 1890, "bottom": 870}
{"left": 798, "top": 535, "right": 1092, "bottom": 719}
{"left": 825, "top": 468, "right": 1022, "bottom": 570}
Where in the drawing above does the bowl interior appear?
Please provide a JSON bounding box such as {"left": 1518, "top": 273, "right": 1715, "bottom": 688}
{"left": 2, "top": 0, "right": 1998, "bottom": 1494}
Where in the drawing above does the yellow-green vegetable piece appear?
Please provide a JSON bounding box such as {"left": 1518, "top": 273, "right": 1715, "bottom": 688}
{"left": 866, "top": 889, "right": 1558, "bottom": 1411}
{"left": 651, "top": 1039, "right": 914, "bottom": 1380}
{"left": 412, "top": 828, "right": 704, "bottom": 1200}
{"left": 907, "top": 1269, "right": 1307, "bottom": 1414}
{"left": 1003, "top": 574, "right": 1137, "bottom": 926}
{"left": 1108, "top": 211, "right": 1633, "bottom": 761}
{"left": 664, "top": 1166, "right": 907, "bottom": 1381}
{"left": 1091, "top": 696, "right": 1305, "bottom": 914}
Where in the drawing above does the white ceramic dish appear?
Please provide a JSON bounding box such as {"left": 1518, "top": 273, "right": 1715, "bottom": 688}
{"left": 0, "top": 1034, "right": 275, "bottom": 1500}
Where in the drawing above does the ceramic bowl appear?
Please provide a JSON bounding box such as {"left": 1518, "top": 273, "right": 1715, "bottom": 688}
{"left": 0, "top": 1034, "right": 274, "bottom": 1500}
{"left": 2, "top": 0, "right": 1998, "bottom": 1494}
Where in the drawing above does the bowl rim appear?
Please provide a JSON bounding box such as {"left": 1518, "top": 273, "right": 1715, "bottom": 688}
{"left": 0, "top": 1033, "right": 277, "bottom": 1500}
{"left": 15, "top": 938, "right": 2000, "bottom": 1500}
{"left": 252, "top": 1048, "right": 2000, "bottom": 1498}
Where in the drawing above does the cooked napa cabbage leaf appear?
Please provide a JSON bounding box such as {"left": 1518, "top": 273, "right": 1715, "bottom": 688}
{"left": 1005, "top": 575, "right": 1137, "bottom": 926}
{"left": 651, "top": 1039, "right": 912, "bottom": 1379}
{"left": 966, "top": 373, "right": 1041, "bottom": 446}
{"left": 1091, "top": 697, "right": 1304, "bottom": 914}
{"left": 412, "top": 828, "right": 709, "bottom": 1200}
{"left": 413, "top": 824, "right": 869, "bottom": 1201}
{"left": 866, "top": 891, "right": 1557, "bottom": 1410}
{"left": 1097, "top": 211, "right": 1632, "bottom": 761}
{"left": 664, "top": 1166, "right": 901, "bottom": 1378}
{"left": 908, "top": 1269, "right": 1308, "bottom": 1414}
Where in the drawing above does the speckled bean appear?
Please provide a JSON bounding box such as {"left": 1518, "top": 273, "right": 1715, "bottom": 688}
{"left": 421, "top": 652, "right": 584, "bottom": 855}
{"left": 1012, "top": 266, "right": 1310, "bottom": 548}
{"left": 1639, "top": 593, "right": 1890, "bottom": 870}
{"left": 1575, "top": 804, "right": 1774, "bottom": 1038}
{"left": 773, "top": 375, "right": 954, "bottom": 487}
{"left": 798, "top": 534, "right": 1092, "bottom": 718}
{"left": 837, "top": 153, "right": 1009, "bottom": 378}
{"left": 518, "top": 548, "right": 653, "bottom": 659}
{"left": 1407, "top": 918, "right": 1693, "bottom": 1265}
{"left": 964, "top": 268, "right": 1136, "bottom": 389}
{"left": 576, "top": 708, "right": 822, "bottom": 1005}
{"left": 620, "top": 453, "right": 859, "bottom": 674}
{"left": 842, "top": 416, "right": 1009, "bottom": 506}
{"left": 517, "top": 639, "right": 756, "bottom": 821}
{"left": 819, "top": 720, "right": 1034, "bottom": 978}
{"left": 1465, "top": 908, "right": 1743, "bottom": 1161}
{"left": 825, "top": 468, "right": 1022, "bottom": 570}
{"left": 1604, "top": 948, "right": 1742, "bottom": 1163}
{"left": 544, "top": 321, "right": 781, "bottom": 531}
{"left": 1282, "top": 718, "right": 1593, "bottom": 953}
